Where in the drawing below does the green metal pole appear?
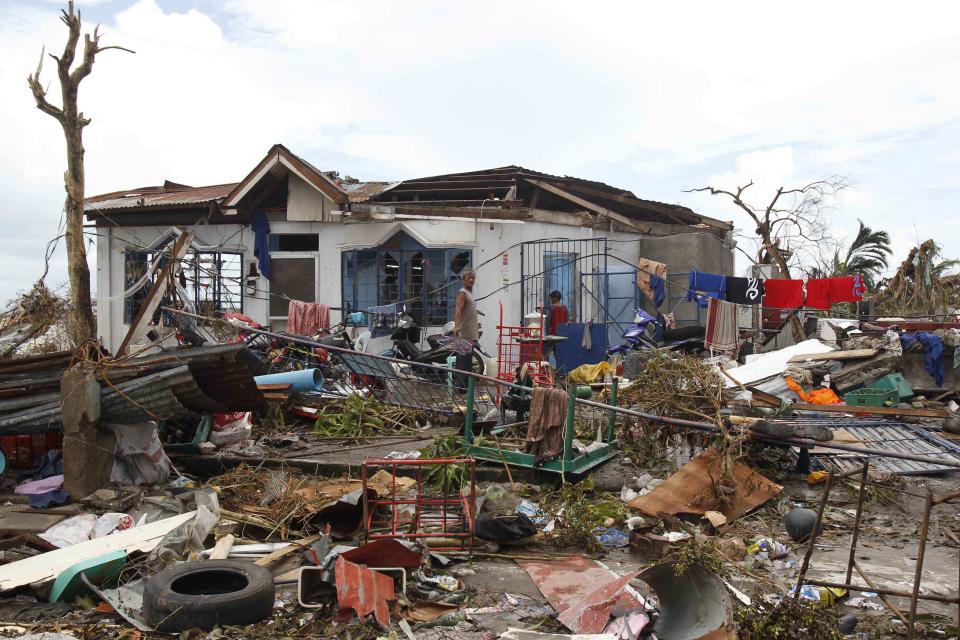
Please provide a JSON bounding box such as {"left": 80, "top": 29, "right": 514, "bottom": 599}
{"left": 464, "top": 375, "right": 476, "bottom": 446}
{"left": 564, "top": 384, "right": 576, "bottom": 461}
{"left": 606, "top": 377, "right": 619, "bottom": 443}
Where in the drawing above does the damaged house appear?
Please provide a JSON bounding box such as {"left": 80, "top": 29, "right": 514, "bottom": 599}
{"left": 86, "top": 144, "right": 734, "bottom": 355}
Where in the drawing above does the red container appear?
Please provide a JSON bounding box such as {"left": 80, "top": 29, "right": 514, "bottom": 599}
{"left": 0, "top": 432, "right": 63, "bottom": 468}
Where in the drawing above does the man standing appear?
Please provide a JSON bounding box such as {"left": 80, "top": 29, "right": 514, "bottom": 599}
{"left": 453, "top": 268, "right": 480, "bottom": 390}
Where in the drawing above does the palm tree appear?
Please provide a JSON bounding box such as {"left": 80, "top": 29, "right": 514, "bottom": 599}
{"left": 819, "top": 220, "right": 892, "bottom": 290}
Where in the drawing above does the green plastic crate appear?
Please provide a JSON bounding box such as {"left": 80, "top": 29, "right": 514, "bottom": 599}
{"left": 870, "top": 373, "right": 914, "bottom": 400}
{"left": 843, "top": 388, "right": 899, "bottom": 407}
{"left": 161, "top": 415, "right": 212, "bottom": 454}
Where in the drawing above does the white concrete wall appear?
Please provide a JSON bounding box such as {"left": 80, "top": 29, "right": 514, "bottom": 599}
{"left": 95, "top": 211, "right": 729, "bottom": 356}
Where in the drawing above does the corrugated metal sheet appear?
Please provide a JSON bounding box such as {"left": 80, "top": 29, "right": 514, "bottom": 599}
{"left": 0, "top": 345, "right": 265, "bottom": 433}
{"left": 85, "top": 183, "right": 238, "bottom": 212}
{"left": 792, "top": 418, "right": 960, "bottom": 475}
{"left": 339, "top": 181, "right": 394, "bottom": 203}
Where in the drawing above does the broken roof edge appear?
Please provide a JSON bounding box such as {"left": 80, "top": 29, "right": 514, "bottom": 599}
{"left": 221, "top": 143, "right": 349, "bottom": 210}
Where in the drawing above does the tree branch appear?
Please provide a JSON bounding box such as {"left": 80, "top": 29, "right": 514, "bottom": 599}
{"left": 27, "top": 47, "right": 64, "bottom": 123}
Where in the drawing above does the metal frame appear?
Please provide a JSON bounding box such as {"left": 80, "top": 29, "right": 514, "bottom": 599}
{"left": 797, "top": 461, "right": 960, "bottom": 637}
{"left": 463, "top": 376, "right": 620, "bottom": 476}
{"left": 361, "top": 457, "right": 476, "bottom": 554}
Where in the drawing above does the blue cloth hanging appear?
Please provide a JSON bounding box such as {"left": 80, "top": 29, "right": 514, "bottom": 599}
{"left": 251, "top": 211, "right": 271, "bottom": 280}
{"left": 900, "top": 332, "right": 945, "bottom": 386}
{"left": 649, "top": 274, "right": 666, "bottom": 308}
{"left": 687, "top": 271, "right": 727, "bottom": 302}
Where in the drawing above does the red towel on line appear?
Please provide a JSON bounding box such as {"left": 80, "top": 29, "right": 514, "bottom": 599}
{"left": 805, "top": 278, "right": 831, "bottom": 310}
{"left": 763, "top": 279, "right": 804, "bottom": 309}
{"left": 806, "top": 276, "right": 861, "bottom": 310}
{"left": 829, "top": 276, "right": 861, "bottom": 303}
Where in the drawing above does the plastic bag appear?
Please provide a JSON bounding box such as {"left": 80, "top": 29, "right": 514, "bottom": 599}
{"left": 92, "top": 512, "right": 135, "bottom": 538}
{"left": 40, "top": 513, "right": 96, "bottom": 548}
{"left": 107, "top": 422, "right": 171, "bottom": 485}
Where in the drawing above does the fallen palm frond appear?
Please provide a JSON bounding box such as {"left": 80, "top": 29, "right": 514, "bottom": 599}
{"left": 313, "top": 393, "right": 422, "bottom": 440}
{"left": 875, "top": 239, "right": 960, "bottom": 316}
{"left": 618, "top": 352, "right": 725, "bottom": 424}
{"left": 0, "top": 280, "right": 72, "bottom": 357}
{"left": 207, "top": 463, "right": 361, "bottom": 540}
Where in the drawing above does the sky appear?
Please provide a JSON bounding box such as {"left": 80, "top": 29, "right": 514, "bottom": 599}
{"left": 1, "top": 0, "right": 959, "bottom": 303}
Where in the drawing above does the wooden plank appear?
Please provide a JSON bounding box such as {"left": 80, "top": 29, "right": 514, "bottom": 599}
{"left": 792, "top": 402, "right": 949, "bottom": 418}
{"left": 523, "top": 178, "right": 651, "bottom": 234}
{"left": 263, "top": 393, "right": 291, "bottom": 400}
{"left": 560, "top": 181, "right": 733, "bottom": 229}
{"left": 255, "top": 534, "right": 322, "bottom": 569}
{"left": 0, "top": 511, "right": 195, "bottom": 592}
{"left": 208, "top": 534, "right": 235, "bottom": 560}
{"left": 788, "top": 349, "right": 877, "bottom": 363}
{"left": 257, "top": 383, "right": 293, "bottom": 391}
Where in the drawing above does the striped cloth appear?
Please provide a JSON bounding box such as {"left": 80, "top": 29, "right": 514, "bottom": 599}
{"left": 704, "top": 298, "right": 739, "bottom": 358}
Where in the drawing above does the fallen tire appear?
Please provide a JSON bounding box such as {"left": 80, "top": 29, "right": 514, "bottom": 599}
{"left": 142, "top": 560, "right": 275, "bottom": 632}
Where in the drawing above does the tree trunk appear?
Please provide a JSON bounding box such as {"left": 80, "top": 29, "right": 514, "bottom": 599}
{"left": 62, "top": 117, "right": 95, "bottom": 344}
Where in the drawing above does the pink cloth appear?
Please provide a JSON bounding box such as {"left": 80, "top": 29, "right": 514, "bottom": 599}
{"left": 287, "top": 301, "right": 330, "bottom": 336}
{"left": 15, "top": 474, "right": 64, "bottom": 495}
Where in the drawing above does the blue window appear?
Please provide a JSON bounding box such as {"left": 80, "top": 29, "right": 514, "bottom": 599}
{"left": 341, "top": 232, "right": 471, "bottom": 326}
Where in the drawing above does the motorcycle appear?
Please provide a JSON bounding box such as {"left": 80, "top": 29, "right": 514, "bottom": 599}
{"left": 388, "top": 313, "right": 489, "bottom": 376}
{"left": 607, "top": 309, "right": 706, "bottom": 356}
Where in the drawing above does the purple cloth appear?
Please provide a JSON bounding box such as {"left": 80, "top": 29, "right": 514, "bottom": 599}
{"left": 15, "top": 474, "right": 64, "bottom": 495}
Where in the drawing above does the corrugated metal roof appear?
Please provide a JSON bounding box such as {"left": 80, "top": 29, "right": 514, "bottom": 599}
{"left": 85, "top": 183, "right": 238, "bottom": 212}
{"left": 339, "top": 181, "right": 394, "bottom": 203}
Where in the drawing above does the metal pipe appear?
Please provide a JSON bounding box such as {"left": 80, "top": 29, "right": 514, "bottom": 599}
{"left": 606, "top": 377, "right": 618, "bottom": 444}
{"left": 162, "top": 307, "right": 960, "bottom": 469}
{"left": 563, "top": 384, "right": 576, "bottom": 462}
{"left": 908, "top": 490, "right": 935, "bottom": 639}
{"left": 464, "top": 376, "right": 475, "bottom": 446}
{"left": 795, "top": 470, "right": 834, "bottom": 595}
{"left": 846, "top": 461, "right": 870, "bottom": 585}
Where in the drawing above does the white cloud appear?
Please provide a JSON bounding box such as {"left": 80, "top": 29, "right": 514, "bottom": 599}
{"left": 0, "top": 0, "right": 958, "bottom": 300}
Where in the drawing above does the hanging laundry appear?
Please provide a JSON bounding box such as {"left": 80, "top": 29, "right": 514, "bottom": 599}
{"left": 251, "top": 211, "right": 271, "bottom": 280}
{"left": 524, "top": 387, "right": 568, "bottom": 464}
{"left": 725, "top": 277, "right": 765, "bottom": 305}
{"left": 287, "top": 301, "right": 330, "bottom": 336}
{"left": 900, "top": 332, "right": 945, "bottom": 386}
{"left": 827, "top": 276, "right": 862, "bottom": 303}
{"left": 804, "top": 278, "right": 832, "bottom": 310}
{"left": 704, "top": 298, "right": 739, "bottom": 358}
{"left": 637, "top": 259, "right": 667, "bottom": 308}
{"left": 687, "top": 271, "right": 727, "bottom": 302}
{"left": 806, "top": 276, "right": 864, "bottom": 310}
{"left": 763, "top": 279, "right": 804, "bottom": 308}
{"left": 649, "top": 274, "right": 666, "bottom": 308}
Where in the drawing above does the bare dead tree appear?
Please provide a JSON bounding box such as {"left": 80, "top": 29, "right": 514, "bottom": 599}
{"left": 686, "top": 177, "right": 847, "bottom": 341}
{"left": 26, "top": 1, "right": 133, "bottom": 345}
{"left": 686, "top": 177, "right": 847, "bottom": 278}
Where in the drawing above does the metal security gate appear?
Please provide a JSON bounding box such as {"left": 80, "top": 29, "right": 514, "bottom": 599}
{"left": 519, "top": 238, "right": 641, "bottom": 352}
{"left": 520, "top": 239, "right": 609, "bottom": 321}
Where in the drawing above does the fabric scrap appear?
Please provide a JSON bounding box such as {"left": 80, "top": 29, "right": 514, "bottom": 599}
{"left": 804, "top": 278, "right": 831, "bottom": 310}
{"left": 251, "top": 211, "right": 271, "bottom": 280}
{"left": 901, "top": 332, "right": 945, "bottom": 386}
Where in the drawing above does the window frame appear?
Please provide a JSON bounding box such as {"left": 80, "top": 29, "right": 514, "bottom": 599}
{"left": 341, "top": 236, "right": 471, "bottom": 326}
